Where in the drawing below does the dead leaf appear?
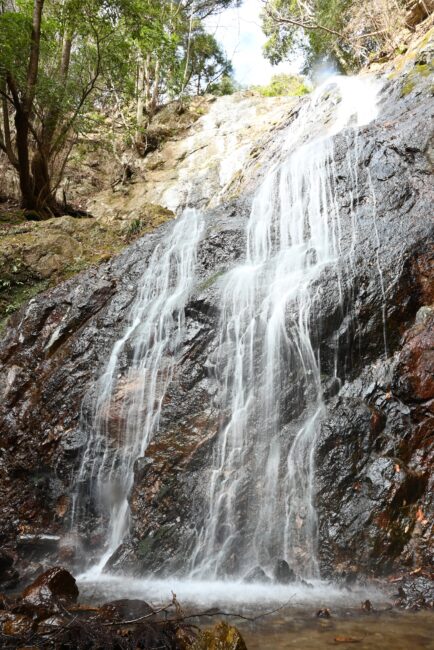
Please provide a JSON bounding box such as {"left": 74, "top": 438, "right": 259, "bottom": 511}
{"left": 410, "top": 567, "right": 422, "bottom": 575}
{"left": 334, "top": 636, "right": 362, "bottom": 644}
{"left": 416, "top": 507, "right": 428, "bottom": 525}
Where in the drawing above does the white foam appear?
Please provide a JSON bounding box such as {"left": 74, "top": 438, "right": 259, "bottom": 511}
{"left": 77, "top": 575, "right": 386, "bottom": 610}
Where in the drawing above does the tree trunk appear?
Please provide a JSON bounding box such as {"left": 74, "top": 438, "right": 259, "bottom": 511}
{"left": 25, "top": 0, "right": 44, "bottom": 113}
{"left": 135, "top": 55, "right": 146, "bottom": 145}
{"left": 14, "top": 109, "right": 34, "bottom": 209}
{"left": 149, "top": 58, "right": 160, "bottom": 118}
{"left": 31, "top": 149, "right": 59, "bottom": 215}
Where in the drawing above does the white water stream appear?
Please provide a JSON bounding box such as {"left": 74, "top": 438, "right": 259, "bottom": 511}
{"left": 72, "top": 208, "right": 204, "bottom": 573}
{"left": 190, "top": 76, "right": 380, "bottom": 580}
{"left": 74, "top": 75, "right": 381, "bottom": 593}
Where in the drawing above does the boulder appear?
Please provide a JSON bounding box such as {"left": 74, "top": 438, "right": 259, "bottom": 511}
{"left": 273, "top": 559, "right": 296, "bottom": 584}
{"left": 189, "top": 621, "right": 247, "bottom": 650}
{"left": 21, "top": 567, "right": 79, "bottom": 612}
{"left": 97, "top": 599, "right": 154, "bottom": 622}
{"left": 243, "top": 565, "right": 271, "bottom": 583}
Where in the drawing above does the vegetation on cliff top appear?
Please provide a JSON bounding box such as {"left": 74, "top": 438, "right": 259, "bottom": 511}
{"left": 0, "top": 203, "right": 174, "bottom": 331}
{"left": 261, "top": 0, "right": 434, "bottom": 72}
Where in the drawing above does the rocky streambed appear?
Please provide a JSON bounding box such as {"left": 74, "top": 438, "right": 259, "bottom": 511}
{"left": 1, "top": 562, "right": 433, "bottom": 649}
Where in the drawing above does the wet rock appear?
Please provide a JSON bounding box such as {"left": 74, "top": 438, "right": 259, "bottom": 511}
{"left": 299, "top": 579, "right": 315, "bottom": 588}
{"left": 60, "top": 427, "right": 87, "bottom": 457}
{"left": 317, "top": 311, "right": 433, "bottom": 577}
{"left": 361, "top": 599, "right": 373, "bottom": 612}
{"left": 97, "top": 599, "right": 154, "bottom": 622}
{"left": 0, "top": 549, "right": 13, "bottom": 573}
{"left": 387, "top": 573, "right": 434, "bottom": 610}
{"left": 316, "top": 608, "right": 332, "bottom": 618}
{"left": 1, "top": 613, "right": 34, "bottom": 636}
{"left": 0, "top": 549, "right": 19, "bottom": 590}
{"left": 273, "top": 559, "right": 296, "bottom": 584}
{"left": 21, "top": 567, "right": 79, "bottom": 612}
{"left": 415, "top": 305, "right": 434, "bottom": 324}
{"left": 0, "top": 50, "right": 432, "bottom": 583}
{"left": 190, "top": 621, "right": 247, "bottom": 650}
{"left": 243, "top": 566, "right": 271, "bottom": 583}
{"left": 36, "top": 614, "right": 66, "bottom": 635}
{"left": 17, "top": 534, "right": 61, "bottom": 551}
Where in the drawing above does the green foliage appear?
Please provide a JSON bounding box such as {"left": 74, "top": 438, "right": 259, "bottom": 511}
{"left": 262, "top": 0, "right": 354, "bottom": 72}
{"left": 0, "top": 8, "right": 32, "bottom": 80}
{"left": 0, "top": 0, "right": 241, "bottom": 212}
{"left": 253, "top": 73, "right": 310, "bottom": 97}
{"left": 261, "top": 0, "right": 411, "bottom": 73}
{"left": 123, "top": 217, "right": 146, "bottom": 239}
{"left": 177, "top": 22, "right": 233, "bottom": 95}
{"left": 209, "top": 74, "right": 240, "bottom": 95}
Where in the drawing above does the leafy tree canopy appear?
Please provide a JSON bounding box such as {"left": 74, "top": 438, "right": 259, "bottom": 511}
{"left": 252, "top": 72, "right": 310, "bottom": 96}
{"left": 0, "top": 0, "right": 239, "bottom": 215}
{"left": 261, "top": 0, "right": 410, "bottom": 73}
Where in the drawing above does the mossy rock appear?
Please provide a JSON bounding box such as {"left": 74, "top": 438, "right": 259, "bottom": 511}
{"left": 400, "top": 61, "right": 434, "bottom": 96}
{"left": 136, "top": 524, "right": 174, "bottom": 558}
{"left": 0, "top": 204, "right": 174, "bottom": 332}
{"left": 188, "top": 622, "right": 247, "bottom": 650}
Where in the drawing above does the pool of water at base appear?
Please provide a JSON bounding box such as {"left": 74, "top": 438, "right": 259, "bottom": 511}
{"left": 78, "top": 575, "right": 434, "bottom": 649}
{"left": 238, "top": 610, "right": 434, "bottom": 650}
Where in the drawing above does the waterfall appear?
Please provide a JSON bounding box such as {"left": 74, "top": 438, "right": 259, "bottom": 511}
{"left": 72, "top": 75, "right": 380, "bottom": 582}
{"left": 72, "top": 209, "right": 204, "bottom": 572}
{"left": 190, "top": 76, "right": 380, "bottom": 580}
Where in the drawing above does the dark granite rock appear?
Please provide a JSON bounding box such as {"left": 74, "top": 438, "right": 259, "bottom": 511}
{"left": 243, "top": 566, "right": 272, "bottom": 583}
{"left": 273, "top": 559, "right": 296, "bottom": 584}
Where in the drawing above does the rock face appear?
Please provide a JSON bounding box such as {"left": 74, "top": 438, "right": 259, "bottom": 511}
{"left": 0, "top": 45, "right": 433, "bottom": 584}
{"left": 86, "top": 93, "right": 297, "bottom": 220}
{"left": 0, "top": 204, "right": 174, "bottom": 327}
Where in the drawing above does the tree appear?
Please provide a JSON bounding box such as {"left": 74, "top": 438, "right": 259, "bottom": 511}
{"left": 123, "top": 0, "right": 237, "bottom": 146}
{"left": 175, "top": 22, "right": 233, "bottom": 96}
{"left": 261, "top": 0, "right": 410, "bottom": 73}
{"left": 0, "top": 0, "right": 241, "bottom": 212}
{"left": 262, "top": 0, "right": 353, "bottom": 72}
{"left": 0, "top": 0, "right": 123, "bottom": 216}
{"left": 209, "top": 73, "right": 240, "bottom": 95}
{"left": 252, "top": 72, "right": 310, "bottom": 96}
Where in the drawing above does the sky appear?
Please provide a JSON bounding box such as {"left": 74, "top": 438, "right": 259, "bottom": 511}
{"left": 205, "top": 0, "right": 303, "bottom": 86}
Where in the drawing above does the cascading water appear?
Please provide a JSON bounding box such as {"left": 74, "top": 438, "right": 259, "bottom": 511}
{"left": 189, "top": 76, "right": 380, "bottom": 580}
{"left": 73, "top": 75, "right": 381, "bottom": 584}
{"left": 72, "top": 208, "right": 204, "bottom": 573}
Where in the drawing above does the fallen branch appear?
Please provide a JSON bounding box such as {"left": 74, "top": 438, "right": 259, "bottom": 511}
{"left": 101, "top": 601, "right": 174, "bottom": 627}
{"left": 163, "top": 595, "right": 296, "bottom": 624}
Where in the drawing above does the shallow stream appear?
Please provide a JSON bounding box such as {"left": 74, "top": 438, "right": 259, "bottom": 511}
{"left": 78, "top": 576, "right": 434, "bottom": 649}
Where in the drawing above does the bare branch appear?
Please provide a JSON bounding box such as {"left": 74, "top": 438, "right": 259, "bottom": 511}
{"left": 265, "top": 4, "right": 343, "bottom": 38}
